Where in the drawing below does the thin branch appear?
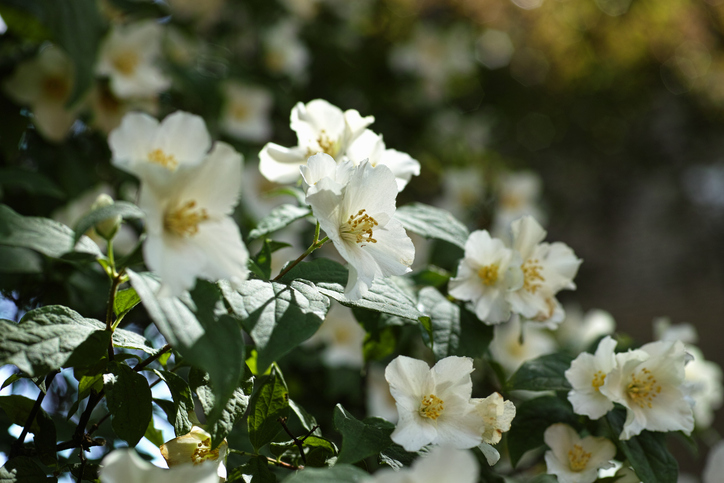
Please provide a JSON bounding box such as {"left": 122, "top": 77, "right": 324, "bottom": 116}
{"left": 272, "top": 235, "right": 329, "bottom": 282}
{"left": 10, "top": 370, "right": 58, "bottom": 457}
{"left": 277, "top": 416, "right": 319, "bottom": 465}
{"left": 228, "top": 449, "right": 303, "bottom": 471}
{"left": 134, "top": 344, "right": 171, "bottom": 372}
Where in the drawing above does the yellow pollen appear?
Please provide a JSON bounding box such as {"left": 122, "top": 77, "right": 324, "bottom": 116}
{"left": 148, "top": 149, "right": 178, "bottom": 170}
{"left": 568, "top": 444, "right": 591, "bottom": 472}
{"left": 340, "top": 209, "right": 378, "bottom": 246}
{"left": 112, "top": 50, "right": 140, "bottom": 76}
{"left": 478, "top": 264, "right": 499, "bottom": 286}
{"left": 306, "top": 129, "right": 340, "bottom": 158}
{"left": 191, "top": 437, "right": 219, "bottom": 465}
{"left": 591, "top": 371, "right": 606, "bottom": 391}
{"left": 42, "top": 76, "right": 69, "bottom": 101}
{"left": 522, "top": 258, "right": 545, "bottom": 293}
{"left": 231, "top": 103, "right": 249, "bottom": 120}
{"left": 419, "top": 394, "right": 444, "bottom": 420}
{"left": 626, "top": 367, "right": 661, "bottom": 409}
{"left": 164, "top": 200, "right": 209, "bottom": 237}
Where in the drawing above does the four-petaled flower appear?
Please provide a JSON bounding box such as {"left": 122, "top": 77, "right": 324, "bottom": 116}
{"left": 566, "top": 335, "right": 618, "bottom": 420}
{"left": 544, "top": 423, "right": 616, "bottom": 483}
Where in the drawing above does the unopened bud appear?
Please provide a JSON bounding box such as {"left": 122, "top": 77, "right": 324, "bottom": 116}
{"left": 90, "top": 193, "right": 121, "bottom": 241}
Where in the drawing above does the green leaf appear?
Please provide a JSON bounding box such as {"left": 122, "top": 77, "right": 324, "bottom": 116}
{"left": 228, "top": 456, "right": 277, "bottom": 483}
{"left": 0, "top": 167, "right": 64, "bottom": 199}
{"left": 279, "top": 258, "right": 426, "bottom": 322}
{"left": 507, "top": 395, "right": 578, "bottom": 468}
{"left": 333, "top": 404, "right": 394, "bottom": 464}
{"left": 153, "top": 369, "right": 195, "bottom": 436}
{"left": 395, "top": 203, "right": 469, "bottom": 249}
{"left": 73, "top": 201, "right": 144, "bottom": 244}
{"left": 144, "top": 418, "right": 165, "bottom": 447}
{"left": 251, "top": 239, "right": 291, "bottom": 281}
{"left": 39, "top": 0, "right": 105, "bottom": 105}
{"left": 280, "top": 466, "right": 369, "bottom": 483}
{"left": 0, "top": 395, "right": 57, "bottom": 466}
{"left": 104, "top": 362, "right": 153, "bottom": 446}
{"left": 506, "top": 352, "right": 574, "bottom": 392}
{"left": 191, "top": 369, "right": 254, "bottom": 449}
{"left": 363, "top": 326, "right": 397, "bottom": 362}
{"left": 410, "top": 266, "right": 450, "bottom": 288}
{"left": 607, "top": 408, "right": 678, "bottom": 483}
{"left": 62, "top": 329, "right": 111, "bottom": 369}
{"left": 113, "top": 287, "right": 141, "bottom": 321}
{"left": 248, "top": 367, "right": 290, "bottom": 451}
{"left": 127, "top": 271, "right": 245, "bottom": 425}
{"left": 0, "top": 456, "right": 52, "bottom": 482}
{"left": 248, "top": 204, "right": 310, "bottom": 241}
{"left": 0, "top": 204, "right": 101, "bottom": 259}
{"left": 221, "top": 279, "right": 330, "bottom": 372}
{"left": 0, "top": 306, "right": 153, "bottom": 377}
{"left": 417, "top": 288, "right": 493, "bottom": 359}
{"left": 0, "top": 246, "right": 43, "bottom": 274}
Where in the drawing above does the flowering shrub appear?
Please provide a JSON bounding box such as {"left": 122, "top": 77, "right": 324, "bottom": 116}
{"left": 0, "top": 1, "right": 722, "bottom": 483}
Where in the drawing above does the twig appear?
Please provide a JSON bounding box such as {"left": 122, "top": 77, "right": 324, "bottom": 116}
{"left": 228, "top": 449, "right": 303, "bottom": 471}
{"left": 133, "top": 344, "right": 171, "bottom": 372}
{"left": 272, "top": 235, "right": 329, "bottom": 282}
{"left": 277, "top": 417, "right": 319, "bottom": 465}
{"left": 10, "top": 370, "right": 59, "bottom": 457}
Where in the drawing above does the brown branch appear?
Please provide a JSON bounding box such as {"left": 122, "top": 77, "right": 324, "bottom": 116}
{"left": 10, "top": 370, "right": 58, "bottom": 458}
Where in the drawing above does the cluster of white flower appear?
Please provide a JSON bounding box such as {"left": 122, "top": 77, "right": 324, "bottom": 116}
{"left": 384, "top": 355, "right": 515, "bottom": 465}
{"left": 543, "top": 423, "right": 616, "bottom": 483}
{"left": 449, "top": 215, "right": 581, "bottom": 327}
{"left": 109, "top": 111, "right": 249, "bottom": 296}
{"left": 566, "top": 336, "right": 695, "bottom": 440}
{"left": 259, "top": 99, "right": 421, "bottom": 191}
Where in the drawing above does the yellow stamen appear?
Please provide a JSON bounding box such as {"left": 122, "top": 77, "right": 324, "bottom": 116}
{"left": 306, "top": 129, "right": 340, "bottom": 158}
{"left": 627, "top": 367, "right": 661, "bottom": 409}
{"left": 568, "top": 444, "right": 591, "bottom": 472}
{"left": 591, "top": 371, "right": 606, "bottom": 391}
{"left": 419, "top": 394, "right": 444, "bottom": 420}
{"left": 112, "top": 50, "right": 140, "bottom": 76}
{"left": 164, "top": 200, "right": 209, "bottom": 237}
{"left": 42, "top": 76, "right": 69, "bottom": 101}
{"left": 478, "top": 264, "right": 499, "bottom": 286}
{"left": 148, "top": 149, "right": 178, "bottom": 170}
{"left": 340, "top": 209, "right": 378, "bottom": 246}
{"left": 522, "top": 258, "right": 545, "bottom": 293}
{"left": 191, "top": 437, "right": 220, "bottom": 465}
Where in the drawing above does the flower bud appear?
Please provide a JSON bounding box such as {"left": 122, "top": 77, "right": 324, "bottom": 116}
{"left": 90, "top": 193, "right": 121, "bottom": 241}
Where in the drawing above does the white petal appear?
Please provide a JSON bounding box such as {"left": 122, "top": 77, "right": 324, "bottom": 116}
{"left": 379, "top": 148, "right": 421, "bottom": 191}
{"left": 192, "top": 218, "right": 250, "bottom": 284}
{"left": 109, "top": 112, "right": 159, "bottom": 173}
{"left": 412, "top": 446, "right": 479, "bottom": 482}
{"left": 478, "top": 442, "right": 501, "bottom": 466}
{"left": 511, "top": 215, "right": 547, "bottom": 259}
{"left": 179, "top": 142, "right": 243, "bottom": 215}
{"left": 154, "top": 111, "right": 211, "bottom": 167}
{"left": 258, "top": 142, "right": 307, "bottom": 183}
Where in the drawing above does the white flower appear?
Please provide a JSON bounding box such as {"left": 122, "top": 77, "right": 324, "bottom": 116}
{"left": 565, "top": 336, "right": 617, "bottom": 419}
{"left": 448, "top": 230, "right": 523, "bottom": 324}
{"left": 682, "top": 346, "right": 723, "bottom": 429}
{"left": 371, "top": 446, "right": 479, "bottom": 483}
{"left": 489, "top": 315, "right": 557, "bottom": 375}
{"left": 160, "top": 426, "right": 227, "bottom": 480}
{"left": 556, "top": 306, "right": 616, "bottom": 353}
{"left": 491, "top": 171, "right": 545, "bottom": 240}
{"left": 99, "top": 448, "right": 220, "bottom": 483}
{"left": 220, "top": 82, "right": 273, "bottom": 143}
{"left": 703, "top": 440, "right": 724, "bottom": 483}
{"left": 600, "top": 340, "right": 694, "bottom": 440}
{"left": 436, "top": 167, "right": 484, "bottom": 223}
{"left": 3, "top": 46, "right": 79, "bottom": 142}
{"left": 345, "top": 129, "right": 420, "bottom": 191}
{"left": 166, "top": 0, "right": 225, "bottom": 25}
{"left": 97, "top": 20, "right": 170, "bottom": 99}
{"left": 543, "top": 423, "right": 616, "bottom": 483}
{"left": 385, "top": 355, "right": 484, "bottom": 452}
{"left": 89, "top": 81, "right": 159, "bottom": 135}
{"left": 367, "top": 364, "right": 399, "bottom": 423}
{"left": 507, "top": 215, "right": 581, "bottom": 327}
{"left": 299, "top": 153, "right": 355, "bottom": 195}
{"left": 308, "top": 302, "right": 365, "bottom": 368}
{"left": 259, "top": 99, "right": 373, "bottom": 184}
{"left": 109, "top": 111, "right": 212, "bottom": 189}
{"left": 263, "top": 20, "right": 310, "bottom": 81}
{"left": 139, "top": 140, "right": 249, "bottom": 296}
{"left": 305, "top": 158, "right": 414, "bottom": 300}
{"left": 473, "top": 392, "right": 516, "bottom": 465}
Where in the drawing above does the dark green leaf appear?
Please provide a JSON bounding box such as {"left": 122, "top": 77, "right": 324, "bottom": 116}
{"left": 73, "top": 201, "right": 144, "bottom": 244}
{"left": 0, "top": 395, "right": 57, "bottom": 465}
{"left": 395, "top": 203, "right": 469, "bottom": 249}
{"left": 191, "top": 369, "right": 253, "bottom": 449}
{"left": 1, "top": 373, "right": 25, "bottom": 391}
{"left": 248, "top": 204, "right": 310, "bottom": 241}
{"left": 0, "top": 246, "right": 43, "bottom": 274}
{"left": 113, "top": 287, "right": 141, "bottom": 321}
{"left": 333, "top": 404, "right": 394, "bottom": 464}
{"left": 0, "top": 204, "right": 101, "bottom": 259}
{"left": 128, "top": 271, "right": 245, "bottom": 425}
{"left": 144, "top": 418, "right": 165, "bottom": 447}
{"left": 507, "top": 395, "right": 578, "bottom": 468}
{"left": 417, "top": 288, "right": 493, "bottom": 360}
{"left": 228, "top": 456, "right": 276, "bottom": 483}
{"left": 221, "top": 279, "right": 329, "bottom": 372}
{"left": 250, "top": 239, "right": 291, "bottom": 281}
{"left": 62, "top": 330, "right": 111, "bottom": 369}
{"left": 280, "top": 465, "right": 369, "bottom": 483}
{"left": 104, "top": 362, "right": 153, "bottom": 446}
{"left": 248, "top": 367, "right": 290, "bottom": 451}
{"left": 606, "top": 408, "right": 678, "bottom": 483}
{"left": 378, "top": 443, "right": 418, "bottom": 470}
{"left": 410, "top": 266, "right": 450, "bottom": 288}
{"left": 289, "top": 399, "right": 320, "bottom": 435}
{"left": 0, "top": 456, "right": 53, "bottom": 482}
{"left": 506, "top": 352, "right": 574, "bottom": 392}
{"left": 362, "top": 327, "right": 396, "bottom": 362}
{"left": 279, "top": 258, "right": 426, "bottom": 322}
{"left": 39, "top": 0, "right": 105, "bottom": 105}
{"left": 153, "top": 369, "right": 195, "bottom": 436}
{"left": 0, "top": 167, "right": 64, "bottom": 198}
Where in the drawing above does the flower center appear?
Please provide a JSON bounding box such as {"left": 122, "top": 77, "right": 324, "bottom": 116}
{"left": 191, "top": 437, "right": 220, "bottom": 465}
{"left": 148, "top": 148, "right": 178, "bottom": 170}
{"left": 340, "top": 209, "right": 378, "bottom": 245}
{"left": 568, "top": 444, "right": 591, "bottom": 472}
{"left": 591, "top": 371, "right": 606, "bottom": 391}
{"left": 478, "top": 263, "right": 499, "bottom": 286}
{"left": 306, "top": 129, "right": 340, "bottom": 158}
{"left": 42, "top": 76, "right": 69, "bottom": 101}
{"left": 232, "top": 103, "right": 249, "bottom": 121}
{"left": 112, "top": 50, "right": 140, "bottom": 76}
{"left": 419, "top": 394, "right": 444, "bottom": 420}
{"left": 522, "top": 258, "right": 545, "bottom": 293}
{"left": 627, "top": 367, "right": 662, "bottom": 409}
{"left": 164, "top": 200, "right": 209, "bottom": 237}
